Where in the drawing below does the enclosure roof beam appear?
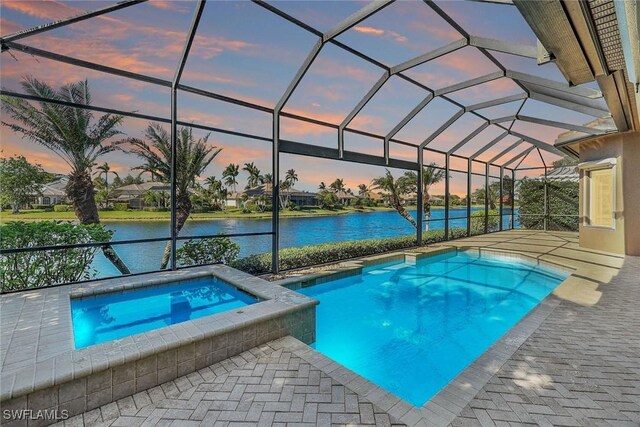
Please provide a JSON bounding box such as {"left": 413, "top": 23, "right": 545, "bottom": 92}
{"left": 506, "top": 70, "right": 602, "bottom": 98}
{"left": 447, "top": 123, "right": 490, "bottom": 155}
{"left": 420, "top": 109, "right": 465, "bottom": 148}
{"left": 516, "top": 115, "right": 608, "bottom": 134}
{"left": 527, "top": 88, "right": 611, "bottom": 118}
{"left": 385, "top": 94, "right": 434, "bottom": 142}
{"left": 487, "top": 139, "right": 523, "bottom": 164}
{"left": 322, "top": 0, "right": 394, "bottom": 42}
{"left": 391, "top": 38, "right": 468, "bottom": 74}
{"left": 434, "top": 71, "right": 505, "bottom": 96}
{"left": 173, "top": 1, "right": 205, "bottom": 87}
{"left": 340, "top": 71, "right": 390, "bottom": 129}
{"left": 508, "top": 130, "right": 563, "bottom": 155}
{"left": 469, "top": 36, "right": 537, "bottom": 58}
{"left": 490, "top": 115, "right": 517, "bottom": 124}
{"left": 424, "top": 0, "right": 470, "bottom": 39}
{"left": 466, "top": 93, "right": 527, "bottom": 111}
{"left": 0, "top": 0, "right": 146, "bottom": 44}
{"left": 469, "top": 131, "right": 509, "bottom": 160}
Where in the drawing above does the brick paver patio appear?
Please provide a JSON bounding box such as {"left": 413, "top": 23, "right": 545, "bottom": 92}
{"left": 47, "top": 231, "right": 640, "bottom": 427}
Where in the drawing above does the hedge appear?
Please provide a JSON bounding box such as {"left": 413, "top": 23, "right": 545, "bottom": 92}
{"left": 518, "top": 178, "right": 579, "bottom": 231}
{"left": 0, "top": 221, "right": 112, "bottom": 292}
{"left": 53, "top": 204, "right": 71, "bottom": 212}
{"left": 231, "top": 228, "right": 467, "bottom": 275}
{"left": 113, "top": 202, "right": 129, "bottom": 211}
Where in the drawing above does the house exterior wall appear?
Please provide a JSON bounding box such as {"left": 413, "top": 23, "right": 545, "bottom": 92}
{"left": 577, "top": 131, "right": 640, "bottom": 255}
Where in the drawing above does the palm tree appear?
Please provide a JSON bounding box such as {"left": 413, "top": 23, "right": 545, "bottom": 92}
{"left": 243, "top": 162, "right": 261, "bottom": 189}
{"left": 120, "top": 123, "right": 222, "bottom": 269}
{"left": 402, "top": 163, "right": 446, "bottom": 231}
{"left": 1, "top": 76, "right": 130, "bottom": 274}
{"left": 262, "top": 173, "right": 272, "bottom": 184}
{"left": 329, "top": 178, "right": 345, "bottom": 193}
{"left": 318, "top": 182, "right": 326, "bottom": 191}
{"left": 283, "top": 169, "right": 298, "bottom": 208}
{"left": 222, "top": 163, "right": 239, "bottom": 194}
{"left": 372, "top": 170, "right": 417, "bottom": 228}
{"left": 358, "top": 183, "right": 369, "bottom": 197}
{"left": 94, "top": 162, "right": 119, "bottom": 208}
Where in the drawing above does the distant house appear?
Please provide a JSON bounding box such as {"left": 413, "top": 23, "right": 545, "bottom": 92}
{"left": 334, "top": 190, "right": 356, "bottom": 206}
{"left": 244, "top": 184, "right": 318, "bottom": 207}
{"left": 35, "top": 176, "right": 69, "bottom": 205}
{"left": 225, "top": 192, "right": 243, "bottom": 208}
{"left": 110, "top": 182, "right": 171, "bottom": 209}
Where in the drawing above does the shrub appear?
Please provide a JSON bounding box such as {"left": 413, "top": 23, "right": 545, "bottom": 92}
{"left": 143, "top": 207, "right": 169, "bottom": 212}
{"left": 113, "top": 202, "right": 129, "bottom": 211}
{"left": 0, "top": 221, "right": 113, "bottom": 292}
{"left": 31, "top": 204, "right": 54, "bottom": 211}
{"left": 53, "top": 204, "right": 71, "bottom": 212}
{"left": 469, "top": 210, "right": 500, "bottom": 235}
{"left": 241, "top": 207, "right": 252, "bottom": 214}
{"left": 231, "top": 228, "right": 467, "bottom": 275}
{"left": 518, "top": 178, "right": 579, "bottom": 231}
{"left": 177, "top": 236, "right": 240, "bottom": 266}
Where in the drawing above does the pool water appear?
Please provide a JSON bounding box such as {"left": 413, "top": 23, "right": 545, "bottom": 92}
{"left": 298, "top": 250, "right": 569, "bottom": 406}
{"left": 71, "top": 278, "right": 257, "bottom": 348}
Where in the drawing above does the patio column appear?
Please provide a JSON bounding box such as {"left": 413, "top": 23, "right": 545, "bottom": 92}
{"left": 445, "top": 153, "right": 450, "bottom": 240}
{"left": 272, "top": 115, "right": 280, "bottom": 273}
{"left": 417, "top": 147, "right": 424, "bottom": 245}
{"left": 467, "top": 158, "right": 472, "bottom": 236}
{"left": 499, "top": 166, "right": 504, "bottom": 231}
{"left": 484, "top": 162, "right": 489, "bottom": 233}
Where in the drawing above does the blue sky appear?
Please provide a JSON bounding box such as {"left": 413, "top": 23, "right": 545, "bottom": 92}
{"left": 1, "top": 0, "right": 606, "bottom": 193}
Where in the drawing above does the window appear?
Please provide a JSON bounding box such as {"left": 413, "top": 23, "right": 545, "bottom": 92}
{"left": 580, "top": 159, "right": 616, "bottom": 229}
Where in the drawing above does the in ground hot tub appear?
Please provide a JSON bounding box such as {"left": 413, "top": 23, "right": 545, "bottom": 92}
{"left": 71, "top": 277, "right": 259, "bottom": 348}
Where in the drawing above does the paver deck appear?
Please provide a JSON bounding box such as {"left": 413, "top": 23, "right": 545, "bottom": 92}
{"left": 14, "top": 230, "right": 640, "bottom": 426}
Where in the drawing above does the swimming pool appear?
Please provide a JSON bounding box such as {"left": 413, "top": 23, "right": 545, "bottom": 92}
{"left": 71, "top": 277, "right": 258, "bottom": 348}
{"left": 297, "top": 250, "right": 569, "bottom": 406}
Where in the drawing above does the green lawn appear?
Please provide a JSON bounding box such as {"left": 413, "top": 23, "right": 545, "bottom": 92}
{"left": 0, "top": 206, "right": 397, "bottom": 222}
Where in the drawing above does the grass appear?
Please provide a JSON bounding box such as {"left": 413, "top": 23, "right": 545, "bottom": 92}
{"left": 0, "top": 206, "right": 398, "bottom": 222}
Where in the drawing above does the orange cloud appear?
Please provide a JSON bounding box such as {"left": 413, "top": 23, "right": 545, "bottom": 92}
{"left": 1, "top": 0, "right": 80, "bottom": 20}
{"left": 354, "top": 26, "right": 385, "bottom": 36}
{"left": 0, "top": 17, "right": 22, "bottom": 35}
{"left": 352, "top": 25, "right": 407, "bottom": 43}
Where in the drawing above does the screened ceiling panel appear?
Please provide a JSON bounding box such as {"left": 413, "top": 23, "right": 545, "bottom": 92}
{"left": 2, "top": 51, "right": 171, "bottom": 117}
{"left": 22, "top": 1, "right": 197, "bottom": 81}
{"left": 177, "top": 91, "right": 272, "bottom": 139}
{"left": 349, "top": 75, "right": 430, "bottom": 135}
{"left": 336, "top": 0, "right": 461, "bottom": 66}
{"left": 435, "top": 0, "right": 536, "bottom": 45}
{"left": 446, "top": 78, "right": 525, "bottom": 106}
{"left": 511, "top": 121, "right": 577, "bottom": 145}
{"left": 492, "top": 142, "right": 531, "bottom": 166}
{"left": 283, "top": 43, "right": 382, "bottom": 125}
{"left": 265, "top": 1, "right": 364, "bottom": 33}
{"left": 423, "top": 149, "right": 445, "bottom": 168}
{"left": 426, "top": 113, "right": 487, "bottom": 152}
{"left": 474, "top": 100, "right": 525, "bottom": 120}
{"left": 454, "top": 126, "right": 507, "bottom": 158}
{"left": 389, "top": 142, "right": 417, "bottom": 162}
{"left": 517, "top": 150, "right": 545, "bottom": 169}
{"left": 280, "top": 117, "right": 336, "bottom": 148}
{"left": 474, "top": 135, "right": 521, "bottom": 163}
{"left": 539, "top": 150, "right": 565, "bottom": 167}
{"left": 1, "top": 0, "right": 95, "bottom": 34}
{"left": 449, "top": 156, "right": 468, "bottom": 172}
{"left": 344, "top": 131, "right": 383, "bottom": 157}
{"left": 394, "top": 97, "right": 461, "bottom": 145}
{"left": 181, "top": 1, "right": 319, "bottom": 108}
{"left": 403, "top": 47, "right": 500, "bottom": 91}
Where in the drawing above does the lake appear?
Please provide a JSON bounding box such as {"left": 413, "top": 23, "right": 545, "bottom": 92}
{"left": 93, "top": 207, "right": 517, "bottom": 277}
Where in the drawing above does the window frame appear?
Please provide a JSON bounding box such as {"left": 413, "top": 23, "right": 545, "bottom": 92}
{"left": 579, "top": 158, "right": 616, "bottom": 230}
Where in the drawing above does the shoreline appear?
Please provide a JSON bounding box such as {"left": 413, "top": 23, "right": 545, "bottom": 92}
{"left": 0, "top": 205, "right": 496, "bottom": 223}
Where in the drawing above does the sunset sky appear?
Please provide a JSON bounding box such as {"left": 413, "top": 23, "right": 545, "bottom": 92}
{"left": 0, "top": 0, "right": 607, "bottom": 195}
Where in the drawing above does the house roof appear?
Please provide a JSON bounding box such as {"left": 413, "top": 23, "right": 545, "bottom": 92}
{"left": 112, "top": 181, "right": 171, "bottom": 195}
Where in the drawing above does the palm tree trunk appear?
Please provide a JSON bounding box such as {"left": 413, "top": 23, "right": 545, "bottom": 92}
{"left": 391, "top": 196, "right": 417, "bottom": 228}
{"left": 160, "top": 193, "right": 192, "bottom": 269}
{"left": 423, "top": 192, "right": 431, "bottom": 232}
{"left": 66, "top": 170, "right": 131, "bottom": 275}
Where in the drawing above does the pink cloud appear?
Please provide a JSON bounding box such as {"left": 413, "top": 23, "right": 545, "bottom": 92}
{"left": 353, "top": 25, "right": 408, "bottom": 43}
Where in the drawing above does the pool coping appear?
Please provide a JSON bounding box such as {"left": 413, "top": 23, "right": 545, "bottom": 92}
{"left": 272, "top": 244, "right": 579, "bottom": 427}
{"left": 0, "top": 264, "right": 318, "bottom": 404}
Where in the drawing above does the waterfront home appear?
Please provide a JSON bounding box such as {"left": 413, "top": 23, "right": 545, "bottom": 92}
{"left": 110, "top": 181, "right": 171, "bottom": 209}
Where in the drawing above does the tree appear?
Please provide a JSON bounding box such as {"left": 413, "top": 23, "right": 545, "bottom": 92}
{"left": 316, "top": 190, "right": 340, "bottom": 209}
{"left": 243, "top": 162, "right": 261, "bottom": 189}
{"left": 283, "top": 169, "right": 298, "bottom": 208}
{"left": 329, "top": 178, "right": 345, "bottom": 193}
{"left": 472, "top": 183, "right": 500, "bottom": 210}
{"left": 1, "top": 76, "right": 130, "bottom": 274}
{"left": 112, "top": 174, "right": 143, "bottom": 188}
{"left": 222, "top": 163, "right": 239, "bottom": 193}
{"left": 401, "top": 163, "right": 445, "bottom": 231}
{"left": 0, "top": 156, "right": 51, "bottom": 213}
{"left": 93, "top": 162, "right": 118, "bottom": 208}
{"left": 357, "top": 183, "right": 369, "bottom": 197}
{"left": 262, "top": 173, "right": 272, "bottom": 184}
{"left": 318, "top": 182, "right": 326, "bottom": 191}
{"left": 372, "top": 170, "right": 417, "bottom": 228}
{"left": 121, "top": 123, "right": 222, "bottom": 269}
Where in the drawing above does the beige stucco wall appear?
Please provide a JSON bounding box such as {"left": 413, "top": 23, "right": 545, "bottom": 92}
{"left": 577, "top": 131, "right": 640, "bottom": 255}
